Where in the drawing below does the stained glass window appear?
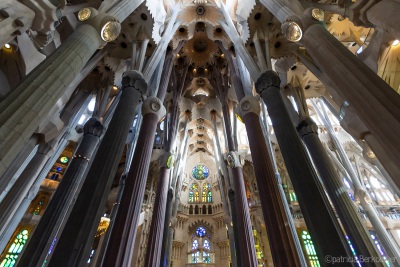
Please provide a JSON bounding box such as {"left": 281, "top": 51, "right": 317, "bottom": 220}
{"left": 60, "top": 157, "right": 68, "bottom": 164}
{"left": 301, "top": 230, "right": 320, "bottom": 267}
{"left": 32, "top": 197, "right": 46, "bottom": 215}
{"left": 191, "top": 251, "right": 200, "bottom": 263}
{"left": 189, "top": 183, "right": 199, "bottom": 203}
{"left": 203, "top": 252, "right": 211, "bottom": 263}
{"left": 196, "top": 227, "right": 206, "bottom": 237}
{"left": 203, "top": 239, "right": 210, "bottom": 250}
{"left": 0, "top": 229, "right": 29, "bottom": 267}
{"left": 192, "top": 240, "right": 199, "bottom": 250}
{"left": 202, "top": 183, "right": 212, "bottom": 203}
{"left": 192, "top": 165, "right": 209, "bottom": 180}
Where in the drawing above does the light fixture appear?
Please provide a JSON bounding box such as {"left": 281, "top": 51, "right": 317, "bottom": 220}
{"left": 78, "top": 8, "right": 92, "bottom": 21}
{"left": 176, "top": 53, "right": 180, "bottom": 58}
{"left": 112, "top": 85, "right": 118, "bottom": 91}
{"left": 101, "top": 21, "right": 121, "bottom": 42}
{"left": 311, "top": 8, "right": 324, "bottom": 22}
{"left": 282, "top": 21, "right": 302, "bottom": 42}
{"left": 392, "top": 39, "right": 399, "bottom": 46}
{"left": 4, "top": 43, "right": 11, "bottom": 49}
{"left": 366, "top": 151, "right": 376, "bottom": 159}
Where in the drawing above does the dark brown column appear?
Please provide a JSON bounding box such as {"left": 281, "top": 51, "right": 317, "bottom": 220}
{"left": 101, "top": 96, "right": 165, "bottom": 267}
{"left": 255, "top": 70, "right": 352, "bottom": 265}
{"left": 48, "top": 71, "right": 147, "bottom": 267}
{"left": 239, "top": 98, "right": 302, "bottom": 266}
{"left": 18, "top": 118, "right": 103, "bottom": 267}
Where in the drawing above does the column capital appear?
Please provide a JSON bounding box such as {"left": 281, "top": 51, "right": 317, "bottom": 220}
{"left": 159, "top": 152, "right": 174, "bottom": 169}
{"left": 238, "top": 95, "right": 261, "bottom": 118}
{"left": 254, "top": 70, "right": 281, "bottom": 95}
{"left": 83, "top": 118, "right": 103, "bottom": 137}
{"left": 142, "top": 96, "right": 166, "bottom": 121}
{"left": 297, "top": 116, "right": 319, "bottom": 137}
{"left": 77, "top": 7, "right": 121, "bottom": 44}
{"left": 121, "top": 70, "right": 148, "bottom": 95}
{"left": 226, "top": 151, "right": 242, "bottom": 168}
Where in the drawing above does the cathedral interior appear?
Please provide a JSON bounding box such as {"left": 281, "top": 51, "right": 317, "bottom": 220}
{"left": 0, "top": 0, "right": 400, "bottom": 266}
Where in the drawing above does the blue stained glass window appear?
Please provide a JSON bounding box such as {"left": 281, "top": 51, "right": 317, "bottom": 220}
{"left": 56, "top": 167, "right": 62, "bottom": 172}
{"left": 203, "top": 239, "right": 210, "bottom": 250}
{"left": 192, "top": 240, "right": 199, "bottom": 250}
{"left": 192, "top": 165, "right": 209, "bottom": 180}
{"left": 196, "top": 227, "right": 206, "bottom": 237}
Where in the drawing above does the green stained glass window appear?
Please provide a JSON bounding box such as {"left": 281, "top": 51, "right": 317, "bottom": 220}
{"left": 192, "top": 165, "right": 209, "bottom": 180}
{"left": 32, "top": 197, "right": 46, "bottom": 215}
{"left": 189, "top": 183, "right": 199, "bottom": 203}
{"left": 60, "top": 156, "right": 68, "bottom": 164}
{"left": 0, "top": 230, "right": 29, "bottom": 267}
{"left": 301, "top": 230, "right": 320, "bottom": 267}
{"left": 202, "top": 183, "right": 212, "bottom": 203}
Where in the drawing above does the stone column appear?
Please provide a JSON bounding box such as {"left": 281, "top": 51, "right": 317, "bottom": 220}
{"left": 237, "top": 96, "right": 302, "bottom": 267}
{"left": 0, "top": 133, "right": 40, "bottom": 199}
{"left": 102, "top": 96, "right": 165, "bottom": 267}
{"left": 220, "top": 101, "right": 258, "bottom": 267}
{"left": 47, "top": 71, "right": 146, "bottom": 267}
{"left": 0, "top": 23, "right": 104, "bottom": 179}
{"left": 297, "top": 116, "right": 383, "bottom": 265}
{"left": 18, "top": 118, "right": 103, "bottom": 267}
{"left": 297, "top": 16, "right": 400, "bottom": 189}
{"left": 218, "top": 42, "right": 304, "bottom": 265}
{"left": 160, "top": 118, "right": 189, "bottom": 267}
{"left": 314, "top": 101, "right": 400, "bottom": 265}
{"left": 0, "top": 141, "right": 54, "bottom": 244}
{"left": 255, "top": 70, "right": 352, "bottom": 264}
{"left": 145, "top": 163, "right": 171, "bottom": 267}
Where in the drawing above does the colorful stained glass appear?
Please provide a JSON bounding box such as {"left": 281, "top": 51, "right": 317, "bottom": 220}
{"left": 192, "top": 240, "right": 199, "bottom": 250}
{"left": 192, "top": 165, "right": 209, "bottom": 180}
{"left": 203, "top": 239, "right": 210, "bottom": 250}
{"left": 60, "top": 157, "right": 68, "bottom": 164}
{"left": 189, "top": 183, "right": 199, "bottom": 203}
{"left": 202, "top": 183, "right": 212, "bottom": 202}
{"left": 196, "top": 227, "right": 206, "bottom": 237}
{"left": 32, "top": 197, "right": 46, "bottom": 215}
{"left": 301, "top": 230, "right": 320, "bottom": 267}
{"left": 0, "top": 229, "right": 29, "bottom": 267}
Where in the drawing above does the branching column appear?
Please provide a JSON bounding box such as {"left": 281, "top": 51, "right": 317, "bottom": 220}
{"left": 255, "top": 70, "right": 352, "bottom": 264}
{"left": 18, "top": 118, "right": 104, "bottom": 267}
{"left": 48, "top": 71, "right": 146, "bottom": 267}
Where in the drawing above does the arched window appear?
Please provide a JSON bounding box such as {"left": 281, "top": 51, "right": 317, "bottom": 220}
{"left": 202, "top": 183, "right": 212, "bottom": 203}
{"left": 203, "top": 239, "right": 210, "bottom": 250}
{"left": 32, "top": 196, "right": 46, "bottom": 215}
{"left": 301, "top": 230, "right": 320, "bottom": 267}
{"left": 0, "top": 229, "right": 29, "bottom": 267}
{"left": 189, "top": 183, "right": 199, "bottom": 203}
{"left": 192, "top": 239, "right": 199, "bottom": 250}
{"left": 189, "top": 205, "right": 193, "bottom": 214}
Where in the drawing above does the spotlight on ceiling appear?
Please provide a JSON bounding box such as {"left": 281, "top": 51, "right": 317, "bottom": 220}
{"left": 392, "top": 40, "right": 399, "bottom": 46}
